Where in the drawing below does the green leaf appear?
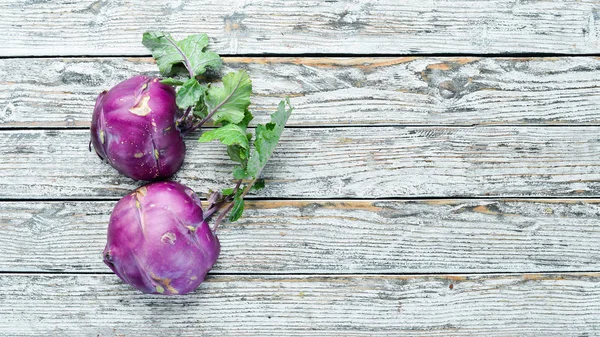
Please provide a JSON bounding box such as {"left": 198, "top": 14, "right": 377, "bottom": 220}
{"left": 176, "top": 79, "right": 206, "bottom": 109}
{"left": 227, "top": 145, "right": 248, "bottom": 163}
{"left": 239, "top": 109, "right": 254, "bottom": 129}
{"left": 233, "top": 166, "right": 246, "bottom": 180}
{"left": 193, "top": 98, "right": 208, "bottom": 119}
{"left": 244, "top": 98, "right": 293, "bottom": 179}
{"left": 223, "top": 109, "right": 254, "bottom": 163}
{"left": 177, "top": 34, "right": 222, "bottom": 76}
{"left": 221, "top": 188, "right": 234, "bottom": 196}
{"left": 251, "top": 179, "right": 265, "bottom": 191}
{"left": 142, "top": 32, "right": 221, "bottom": 77}
{"left": 142, "top": 32, "right": 185, "bottom": 76}
{"left": 205, "top": 70, "right": 252, "bottom": 124}
{"left": 160, "top": 78, "right": 185, "bottom": 86}
{"left": 198, "top": 124, "right": 249, "bottom": 149}
{"left": 229, "top": 194, "right": 245, "bottom": 222}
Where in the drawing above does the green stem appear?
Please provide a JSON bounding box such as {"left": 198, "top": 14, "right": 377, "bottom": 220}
{"left": 211, "top": 175, "right": 260, "bottom": 232}
{"left": 212, "top": 202, "right": 234, "bottom": 233}
{"left": 205, "top": 178, "right": 243, "bottom": 223}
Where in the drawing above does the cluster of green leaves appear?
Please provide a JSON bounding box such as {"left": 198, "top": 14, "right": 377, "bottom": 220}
{"left": 201, "top": 98, "right": 292, "bottom": 222}
{"left": 142, "top": 32, "right": 222, "bottom": 110}
{"left": 143, "top": 31, "right": 292, "bottom": 223}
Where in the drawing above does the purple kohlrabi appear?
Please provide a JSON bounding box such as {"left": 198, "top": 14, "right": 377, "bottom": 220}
{"left": 91, "top": 75, "right": 185, "bottom": 180}
{"left": 103, "top": 181, "right": 220, "bottom": 295}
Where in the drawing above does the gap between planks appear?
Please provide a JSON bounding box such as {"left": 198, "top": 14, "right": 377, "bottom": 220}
{"left": 2, "top": 271, "right": 600, "bottom": 277}
{"left": 9, "top": 124, "right": 600, "bottom": 132}
{"left": 6, "top": 196, "right": 600, "bottom": 202}
{"left": 3, "top": 53, "right": 600, "bottom": 60}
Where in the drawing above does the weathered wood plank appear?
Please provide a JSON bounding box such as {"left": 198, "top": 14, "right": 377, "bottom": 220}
{"left": 2, "top": 0, "right": 600, "bottom": 56}
{"left": 2, "top": 127, "right": 600, "bottom": 199}
{"left": 2, "top": 199, "right": 600, "bottom": 274}
{"left": 1, "top": 273, "right": 599, "bottom": 336}
{"left": 4, "top": 57, "right": 600, "bottom": 128}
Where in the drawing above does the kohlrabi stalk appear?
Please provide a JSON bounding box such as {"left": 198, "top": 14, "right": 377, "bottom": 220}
{"left": 200, "top": 98, "right": 293, "bottom": 232}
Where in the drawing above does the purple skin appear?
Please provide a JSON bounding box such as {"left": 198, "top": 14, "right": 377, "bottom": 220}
{"left": 91, "top": 75, "right": 185, "bottom": 181}
{"left": 103, "top": 181, "right": 220, "bottom": 295}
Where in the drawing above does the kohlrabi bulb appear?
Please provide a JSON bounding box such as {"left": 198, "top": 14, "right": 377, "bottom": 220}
{"left": 103, "top": 181, "right": 220, "bottom": 295}
{"left": 90, "top": 75, "right": 185, "bottom": 180}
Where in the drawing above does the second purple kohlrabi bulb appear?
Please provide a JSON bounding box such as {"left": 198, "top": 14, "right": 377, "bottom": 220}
{"left": 90, "top": 75, "right": 185, "bottom": 180}
{"left": 103, "top": 181, "right": 220, "bottom": 295}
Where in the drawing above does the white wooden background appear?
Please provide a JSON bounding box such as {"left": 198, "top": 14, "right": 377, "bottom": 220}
{"left": 2, "top": 0, "right": 600, "bottom": 335}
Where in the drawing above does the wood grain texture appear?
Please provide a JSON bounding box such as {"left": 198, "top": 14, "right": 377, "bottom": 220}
{"left": 4, "top": 0, "right": 600, "bottom": 334}
{"left": 2, "top": 0, "right": 600, "bottom": 56}
{"left": 2, "top": 127, "right": 600, "bottom": 199}
{"left": 1, "top": 273, "right": 599, "bottom": 336}
{"left": 2, "top": 199, "right": 600, "bottom": 274}
{"left": 4, "top": 57, "right": 600, "bottom": 128}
